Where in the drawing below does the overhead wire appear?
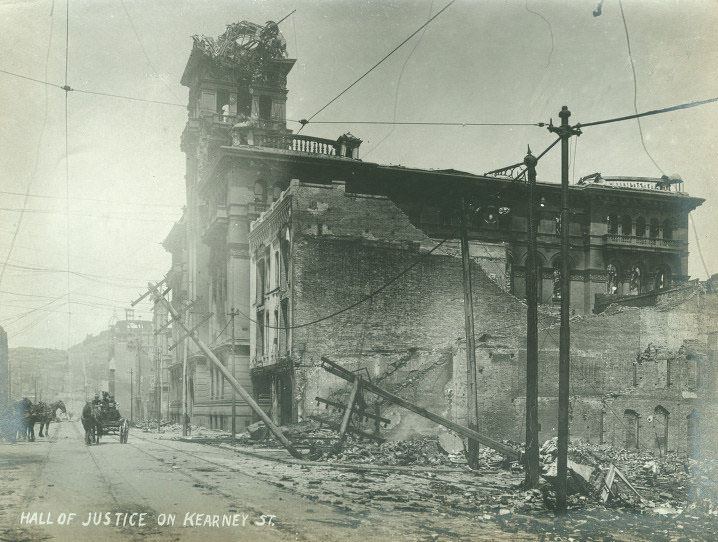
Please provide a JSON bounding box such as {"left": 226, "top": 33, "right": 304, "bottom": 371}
{"left": 0, "top": 2, "right": 56, "bottom": 292}
{"left": 297, "top": 0, "right": 457, "bottom": 132}
{"left": 617, "top": 0, "right": 662, "bottom": 174}
{"left": 363, "top": 0, "right": 435, "bottom": 159}
{"left": 603, "top": 0, "right": 712, "bottom": 279}
{"left": 0, "top": 189, "right": 180, "bottom": 208}
{"left": 65, "top": 0, "right": 71, "bottom": 356}
{"left": 524, "top": 0, "right": 554, "bottom": 68}
{"left": 577, "top": 95, "right": 718, "bottom": 129}
{"left": 293, "top": 119, "right": 542, "bottom": 127}
{"left": 240, "top": 233, "right": 454, "bottom": 330}
{"left": 0, "top": 207, "right": 178, "bottom": 223}
{"left": 0, "top": 69, "right": 186, "bottom": 108}
{"left": 119, "top": 0, "right": 180, "bottom": 101}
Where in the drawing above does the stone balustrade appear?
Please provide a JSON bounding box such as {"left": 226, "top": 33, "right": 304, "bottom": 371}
{"left": 604, "top": 234, "right": 683, "bottom": 249}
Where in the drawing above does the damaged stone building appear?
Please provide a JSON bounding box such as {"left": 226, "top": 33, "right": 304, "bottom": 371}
{"left": 248, "top": 180, "right": 717, "bottom": 457}
{"left": 162, "top": 19, "right": 714, "bottom": 455}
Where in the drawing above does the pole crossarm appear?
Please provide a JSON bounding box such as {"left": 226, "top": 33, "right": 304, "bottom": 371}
{"left": 131, "top": 278, "right": 166, "bottom": 307}
{"left": 147, "top": 282, "right": 302, "bottom": 458}
{"left": 169, "top": 313, "right": 213, "bottom": 351}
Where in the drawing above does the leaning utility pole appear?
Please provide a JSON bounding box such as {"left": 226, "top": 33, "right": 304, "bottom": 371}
{"left": 130, "top": 367, "right": 134, "bottom": 423}
{"left": 548, "top": 105, "right": 581, "bottom": 512}
{"left": 181, "top": 302, "right": 190, "bottom": 437}
{"left": 524, "top": 147, "right": 540, "bottom": 488}
{"left": 229, "top": 307, "right": 239, "bottom": 441}
{"left": 459, "top": 195, "right": 480, "bottom": 470}
{"left": 146, "top": 282, "right": 301, "bottom": 458}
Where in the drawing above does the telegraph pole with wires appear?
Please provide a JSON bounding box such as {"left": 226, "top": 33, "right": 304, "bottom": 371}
{"left": 459, "top": 195, "right": 480, "bottom": 470}
{"left": 228, "top": 307, "right": 239, "bottom": 440}
{"left": 523, "top": 147, "right": 540, "bottom": 488}
{"left": 181, "top": 301, "right": 190, "bottom": 437}
{"left": 548, "top": 106, "right": 581, "bottom": 512}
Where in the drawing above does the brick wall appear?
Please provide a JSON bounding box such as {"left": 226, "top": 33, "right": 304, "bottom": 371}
{"left": 259, "top": 181, "right": 716, "bottom": 456}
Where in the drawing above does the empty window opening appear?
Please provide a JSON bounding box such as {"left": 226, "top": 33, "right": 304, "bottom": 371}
{"left": 624, "top": 409, "right": 639, "bottom": 449}
{"left": 653, "top": 406, "right": 669, "bottom": 454}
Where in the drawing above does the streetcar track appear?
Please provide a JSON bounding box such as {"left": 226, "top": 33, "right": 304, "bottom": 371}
{"left": 72, "top": 420, "right": 122, "bottom": 507}
{"left": 71, "top": 421, "right": 166, "bottom": 542}
{"left": 126, "top": 435, "right": 340, "bottom": 541}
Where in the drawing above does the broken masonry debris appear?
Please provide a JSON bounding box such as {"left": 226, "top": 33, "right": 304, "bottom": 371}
{"left": 319, "top": 357, "right": 521, "bottom": 461}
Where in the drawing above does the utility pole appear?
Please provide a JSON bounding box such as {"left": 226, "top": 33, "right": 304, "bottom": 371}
{"left": 156, "top": 348, "right": 161, "bottom": 432}
{"left": 130, "top": 367, "right": 134, "bottom": 423}
{"left": 548, "top": 105, "right": 581, "bottom": 512}
{"left": 182, "top": 302, "right": 190, "bottom": 437}
{"left": 136, "top": 334, "right": 142, "bottom": 421}
{"left": 459, "top": 195, "right": 480, "bottom": 470}
{"left": 229, "top": 308, "right": 238, "bottom": 441}
{"left": 524, "top": 147, "right": 540, "bottom": 488}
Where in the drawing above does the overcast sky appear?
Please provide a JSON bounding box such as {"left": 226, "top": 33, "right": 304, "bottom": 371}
{"left": 0, "top": 0, "right": 716, "bottom": 349}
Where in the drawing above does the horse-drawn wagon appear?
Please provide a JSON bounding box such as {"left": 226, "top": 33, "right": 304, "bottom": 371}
{"left": 82, "top": 395, "right": 129, "bottom": 444}
{"left": 100, "top": 402, "right": 129, "bottom": 444}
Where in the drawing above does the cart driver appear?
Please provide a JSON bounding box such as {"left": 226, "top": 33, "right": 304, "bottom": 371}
{"left": 102, "top": 391, "right": 110, "bottom": 408}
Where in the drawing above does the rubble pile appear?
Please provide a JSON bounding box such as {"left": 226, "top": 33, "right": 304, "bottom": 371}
{"left": 537, "top": 437, "right": 718, "bottom": 519}
{"left": 316, "top": 436, "right": 464, "bottom": 466}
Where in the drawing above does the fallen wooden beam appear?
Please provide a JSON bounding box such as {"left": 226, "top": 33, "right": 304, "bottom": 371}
{"left": 309, "top": 415, "right": 385, "bottom": 443}
{"left": 315, "top": 396, "right": 391, "bottom": 425}
{"left": 320, "top": 357, "right": 521, "bottom": 461}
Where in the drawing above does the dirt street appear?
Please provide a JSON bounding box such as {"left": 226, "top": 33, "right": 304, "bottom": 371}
{"left": 2, "top": 420, "right": 717, "bottom": 541}
{"left": 0, "top": 420, "right": 525, "bottom": 542}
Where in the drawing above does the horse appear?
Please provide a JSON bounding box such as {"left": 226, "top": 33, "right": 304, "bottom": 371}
{"left": 81, "top": 401, "right": 102, "bottom": 445}
{"left": 35, "top": 400, "right": 66, "bottom": 438}
{"left": 16, "top": 398, "right": 36, "bottom": 441}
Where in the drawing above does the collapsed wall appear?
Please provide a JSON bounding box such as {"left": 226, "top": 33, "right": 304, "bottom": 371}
{"left": 286, "top": 182, "right": 555, "bottom": 438}
{"left": 269, "top": 180, "right": 716, "bottom": 457}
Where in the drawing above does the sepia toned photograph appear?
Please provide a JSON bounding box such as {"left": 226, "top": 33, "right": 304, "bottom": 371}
{"left": 0, "top": 1, "right": 716, "bottom": 540}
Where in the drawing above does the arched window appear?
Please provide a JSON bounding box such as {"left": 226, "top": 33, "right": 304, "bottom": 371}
{"left": 607, "top": 214, "right": 618, "bottom": 235}
{"left": 654, "top": 266, "right": 671, "bottom": 290}
{"left": 629, "top": 264, "right": 642, "bottom": 294}
{"left": 624, "top": 409, "right": 640, "bottom": 449}
{"left": 621, "top": 215, "right": 632, "bottom": 236}
{"left": 663, "top": 219, "right": 673, "bottom": 240}
{"left": 654, "top": 406, "right": 669, "bottom": 453}
{"left": 636, "top": 217, "right": 646, "bottom": 237}
{"left": 607, "top": 263, "right": 619, "bottom": 294}
{"left": 649, "top": 218, "right": 660, "bottom": 239}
